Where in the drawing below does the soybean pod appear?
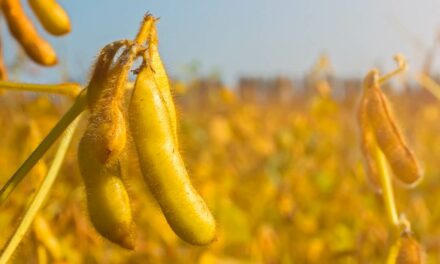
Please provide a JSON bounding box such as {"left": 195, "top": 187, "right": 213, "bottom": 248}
{"left": 358, "top": 94, "right": 381, "bottom": 192}
{"left": 363, "top": 70, "right": 422, "bottom": 186}
{"left": 28, "top": 0, "right": 71, "bottom": 36}
{"left": 78, "top": 42, "right": 137, "bottom": 249}
{"left": 129, "top": 65, "right": 216, "bottom": 245}
{"left": 86, "top": 40, "right": 128, "bottom": 112}
{"left": 146, "top": 15, "right": 178, "bottom": 143}
{"left": 1, "top": 0, "right": 57, "bottom": 66}
{"left": 78, "top": 115, "right": 134, "bottom": 249}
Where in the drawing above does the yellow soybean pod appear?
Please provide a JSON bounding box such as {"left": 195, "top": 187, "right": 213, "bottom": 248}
{"left": 148, "top": 18, "right": 178, "bottom": 142}
{"left": 28, "top": 0, "right": 70, "bottom": 36}
{"left": 363, "top": 70, "right": 422, "bottom": 186}
{"left": 1, "top": 0, "right": 57, "bottom": 66}
{"left": 78, "top": 114, "right": 134, "bottom": 249}
{"left": 129, "top": 66, "right": 216, "bottom": 245}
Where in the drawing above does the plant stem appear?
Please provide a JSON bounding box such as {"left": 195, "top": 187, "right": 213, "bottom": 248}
{"left": 0, "top": 81, "right": 81, "bottom": 97}
{"left": 0, "top": 115, "right": 80, "bottom": 264}
{"left": 379, "top": 55, "right": 407, "bottom": 85}
{"left": 416, "top": 73, "right": 440, "bottom": 100}
{"left": 0, "top": 90, "right": 86, "bottom": 205}
{"left": 374, "top": 146, "right": 399, "bottom": 229}
{"left": 385, "top": 237, "right": 401, "bottom": 264}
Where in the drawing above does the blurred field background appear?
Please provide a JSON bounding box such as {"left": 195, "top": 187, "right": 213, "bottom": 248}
{"left": 1, "top": 57, "right": 440, "bottom": 263}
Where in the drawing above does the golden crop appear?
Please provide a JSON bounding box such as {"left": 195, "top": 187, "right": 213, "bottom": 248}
{"left": 0, "top": 10, "right": 440, "bottom": 264}
{"left": 0, "top": 0, "right": 70, "bottom": 69}
{"left": 1, "top": 0, "right": 57, "bottom": 66}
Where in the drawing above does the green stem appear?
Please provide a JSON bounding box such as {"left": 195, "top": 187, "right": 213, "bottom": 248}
{"left": 0, "top": 90, "right": 86, "bottom": 205}
{"left": 0, "top": 81, "right": 81, "bottom": 97}
{"left": 374, "top": 146, "right": 399, "bottom": 229}
{"left": 0, "top": 115, "right": 80, "bottom": 264}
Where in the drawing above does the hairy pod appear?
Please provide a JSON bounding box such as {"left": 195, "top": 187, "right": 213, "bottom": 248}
{"left": 388, "top": 231, "right": 424, "bottom": 264}
{"left": 79, "top": 42, "right": 136, "bottom": 248}
{"left": 87, "top": 106, "right": 127, "bottom": 163}
{"left": 78, "top": 118, "right": 135, "bottom": 249}
{"left": 395, "top": 232, "right": 424, "bottom": 264}
{"left": 129, "top": 66, "right": 216, "bottom": 245}
{"left": 358, "top": 95, "right": 381, "bottom": 192}
{"left": 147, "top": 18, "right": 178, "bottom": 143}
{"left": 86, "top": 41, "right": 128, "bottom": 111}
{"left": 1, "top": 0, "right": 57, "bottom": 66}
{"left": 86, "top": 44, "right": 139, "bottom": 119}
{"left": 28, "top": 0, "right": 70, "bottom": 36}
{"left": 80, "top": 51, "right": 134, "bottom": 248}
{"left": 363, "top": 70, "right": 422, "bottom": 186}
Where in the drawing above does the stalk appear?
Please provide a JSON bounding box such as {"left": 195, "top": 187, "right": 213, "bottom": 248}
{"left": 0, "top": 90, "right": 86, "bottom": 205}
{"left": 0, "top": 81, "right": 81, "bottom": 97}
{"left": 0, "top": 115, "right": 80, "bottom": 264}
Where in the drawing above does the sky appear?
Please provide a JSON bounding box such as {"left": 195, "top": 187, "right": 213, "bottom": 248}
{"left": 3, "top": 0, "right": 440, "bottom": 86}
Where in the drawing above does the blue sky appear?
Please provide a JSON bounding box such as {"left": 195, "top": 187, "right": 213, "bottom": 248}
{"left": 4, "top": 0, "right": 440, "bottom": 85}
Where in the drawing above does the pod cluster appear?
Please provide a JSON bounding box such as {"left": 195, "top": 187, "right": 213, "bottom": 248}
{"left": 0, "top": 0, "right": 71, "bottom": 77}
{"left": 77, "top": 15, "right": 216, "bottom": 249}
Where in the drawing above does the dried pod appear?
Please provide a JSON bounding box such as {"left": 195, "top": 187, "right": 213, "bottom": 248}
{"left": 1, "top": 0, "right": 57, "bottom": 66}
{"left": 85, "top": 42, "right": 137, "bottom": 162}
{"left": 28, "top": 0, "right": 71, "bottom": 36}
{"left": 86, "top": 40, "right": 128, "bottom": 112}
{"left": 396, "top": 232, "right": 424, "bottom": 264}
{"left": 363, "top": 70, "right": 422, "bottom": 186}
{"left": 129, "top": 65, "right": 216, "bottom": 245}
{"left": 389, "top": 231, "right": 425, "bottom": 264}
{"left": 86, "top": 106, "right": 127, "bottom": 163}
{"left": 358, "top": 94, "right": 382, "bottom": 192}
